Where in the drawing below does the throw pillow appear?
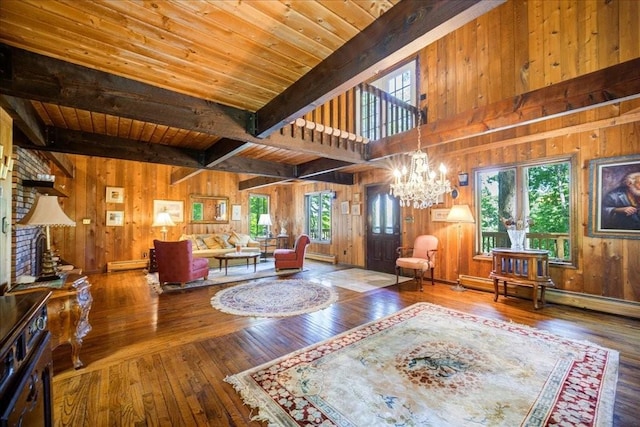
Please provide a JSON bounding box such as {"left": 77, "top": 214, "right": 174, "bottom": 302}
{"left": 194, "top": 236, "right": 208, "bottom": 250}
{"left": 203, "top": 236, "right": 221, "bottom": 249}
{"left": 229, "top": 231, "right": 250, "bottom": 247}
{"left": 214, "top": 234, "right": 233, "bottom": 249}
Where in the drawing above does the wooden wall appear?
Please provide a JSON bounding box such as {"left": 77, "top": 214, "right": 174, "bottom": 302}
{"left": 14, "top": 0, "right": 640, "bottom": 304}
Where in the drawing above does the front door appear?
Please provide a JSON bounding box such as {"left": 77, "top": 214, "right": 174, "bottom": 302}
{"left": 365, "top": 184, "right": 401, "bottom": 274}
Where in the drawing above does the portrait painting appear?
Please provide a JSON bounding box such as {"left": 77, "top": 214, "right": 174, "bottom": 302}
{"left": 589, "top": 154, "right": 640, "bottom": 239}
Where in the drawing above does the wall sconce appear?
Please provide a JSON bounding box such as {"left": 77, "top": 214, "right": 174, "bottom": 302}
{"left": 458, "top": 172, "right": 469, "bottom": 187}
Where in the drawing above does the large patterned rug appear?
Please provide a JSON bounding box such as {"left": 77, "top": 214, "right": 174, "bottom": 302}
{"left": 146, "top": 261, "right": 306, "bottom": 294}
{"left": 226, "top": 303, "right": 619, "bottom": 426}
{"left": 211, "top": 279, "right": 338, "bottom": 318}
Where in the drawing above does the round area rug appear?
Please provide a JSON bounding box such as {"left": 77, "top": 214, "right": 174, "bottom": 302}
{"left": 211, "top": 279, "right": 338, "bottom": 317}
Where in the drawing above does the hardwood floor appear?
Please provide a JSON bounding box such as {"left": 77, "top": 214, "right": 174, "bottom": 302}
{"left": 51, "top": 261, "right": 640, "bottom": 426}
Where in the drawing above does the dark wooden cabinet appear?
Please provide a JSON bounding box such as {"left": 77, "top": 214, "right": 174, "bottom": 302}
{"left": 0, "top": 291, "right": 53, "bottom": 427}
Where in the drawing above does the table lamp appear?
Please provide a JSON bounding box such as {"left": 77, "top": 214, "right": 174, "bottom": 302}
{"left": 152, "top": 211, "right": 175, "bottom": 241}
{"left": 446, "top": 204, "right": 475, "bottom": 292}
{"left": 258, "top": 214, "right": 273, "bottom": 237}
{"left": 17, "top": 194, "right": 76, "bottom": 281}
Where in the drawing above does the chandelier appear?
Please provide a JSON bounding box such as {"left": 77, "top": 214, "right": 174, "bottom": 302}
{"left": 390, "top": 118, "right": 452, "bottom": 209}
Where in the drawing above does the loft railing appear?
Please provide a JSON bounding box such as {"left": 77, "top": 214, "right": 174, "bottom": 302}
{"left": 481, "top": 232, "right": 571, "bottom": 261}
{"left": 358, "top": 82, "right": 420, "bottom": 141}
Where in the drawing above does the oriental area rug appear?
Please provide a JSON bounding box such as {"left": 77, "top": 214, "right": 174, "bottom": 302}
{"left": 146, "top": 261, "right": 306, "bottom": 294}
{"left": 225, "top": 303, "right": 619, "bottom": 426}
{"left": 211, "top": 279, "right": 338, "bottom": 318}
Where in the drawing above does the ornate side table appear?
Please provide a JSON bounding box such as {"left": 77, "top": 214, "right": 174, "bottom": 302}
{"left": 489, "top": 248, "right": 555, "bottom": 309}
{"left": 9, "top": 274, "right": 93, "bottom": 369}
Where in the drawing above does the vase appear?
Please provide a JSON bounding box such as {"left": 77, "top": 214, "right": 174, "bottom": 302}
{"left": 507, "top": 229, "right": 526, "bottom": 250}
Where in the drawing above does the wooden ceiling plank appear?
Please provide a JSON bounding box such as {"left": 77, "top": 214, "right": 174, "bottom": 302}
{"left": 0, "top": 95, "right": 75, "bottom": 177}
{"left": 256, "top": 0, "right": 504, "bottom": 137}
{"left": 368, "top": 58, "right": 640, "bottom": 159}
{"left": 0, "top": 44, "right": 365, "bottom": 163}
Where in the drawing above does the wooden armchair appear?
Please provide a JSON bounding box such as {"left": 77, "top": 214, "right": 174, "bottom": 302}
{"left": 395, "top": 235, "right": 438, "bottom": 291}
{"left": 274, "top": 234, "right": 310, "bottom": 271}
{"left": 153, "top": 239, "right": 209, "bottom": 287}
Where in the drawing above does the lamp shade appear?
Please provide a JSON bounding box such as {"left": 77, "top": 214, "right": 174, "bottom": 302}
{"left": 258, "top": 214, "right": 272, "bottom": 226}
{"left": 446, "top": 204, "right": 475, "bottom": 223}
{"left": 18, "top": 195, "right": 76, "bottom": 227}
{"left": 152, "top": 212, "right": 175, "bottom": 227}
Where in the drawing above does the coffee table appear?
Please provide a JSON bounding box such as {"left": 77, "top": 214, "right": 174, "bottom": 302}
{"left": 213, "top": 252, "right": 260, "bottom": 275}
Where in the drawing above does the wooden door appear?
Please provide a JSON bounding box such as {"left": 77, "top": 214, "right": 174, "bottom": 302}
{"left": 365, "top": 184, "right": 401, "bottom": 274}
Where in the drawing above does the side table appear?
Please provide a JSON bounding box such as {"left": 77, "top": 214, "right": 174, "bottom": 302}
{"left": 489, "top": 248, "right": 555, "bottom": 309}
{"left": 9, "top": 274, "right": 93, "bottom": 369}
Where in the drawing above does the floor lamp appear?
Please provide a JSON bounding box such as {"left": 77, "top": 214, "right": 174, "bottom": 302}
{"left": 446, "top": 204, "right": 475, "bottom": 292}
{"left": 152, "top": 211, "right": 175, "bottom": 241}
{"left": 17, "top": 195, "right": 76, "bottom": 281}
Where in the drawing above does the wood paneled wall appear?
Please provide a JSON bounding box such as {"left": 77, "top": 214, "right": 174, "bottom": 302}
{"left": 19, "top": 0, "right": 640, "bottom": 305}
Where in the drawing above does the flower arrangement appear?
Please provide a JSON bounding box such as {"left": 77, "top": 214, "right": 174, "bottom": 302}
{"left": 501, "top": 216, "right": 534, "bottom": 230}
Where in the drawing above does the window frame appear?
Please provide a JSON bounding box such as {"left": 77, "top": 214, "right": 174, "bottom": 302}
{"left": 305, "top": 191, "right": 333, "bottom": 244}
{"left": 357, "top": 58, "right": 418, "bottom": 140}
{"left": 473, "top": 154, "right": 578, "bottom": 268}
{"left": 248, "top": 193, "right": 270, "bottom": 238}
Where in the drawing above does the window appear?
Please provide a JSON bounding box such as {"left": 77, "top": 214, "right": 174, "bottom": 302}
{"left": 359, "top": 60, "right": 417, "bottom": 141}
{"left": 476, "top": 157, "right": 574, "bottom": 265}
{"left": 305, "top": 191, "right": 332, "bottom": 243}
{"left": 248, "top": 194, "right": 269, "bottom": 237}
{"left": 370, "top": 193, "right": 400, "bottom": 235}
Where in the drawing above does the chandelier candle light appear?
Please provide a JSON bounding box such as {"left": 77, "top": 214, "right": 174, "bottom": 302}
{"left": 390, "top": 118, "right": 452, "bottom": 208}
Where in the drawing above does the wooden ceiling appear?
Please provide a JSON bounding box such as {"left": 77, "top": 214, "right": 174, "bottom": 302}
{"left": 0, "top": 0, "right": 502, "bottom": 187}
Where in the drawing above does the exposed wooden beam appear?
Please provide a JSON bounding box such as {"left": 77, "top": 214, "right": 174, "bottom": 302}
{"left": 203, "top": 139, "right": 251, "bottom": 166}
{"left": 16, "top": 128, "right": 206, "bottom": 168}
{"left": 255, "top": 0, "right": 504, "bottom": 137}
{"left": 0, "top": 44, "right": 364, "bottom": 163}
{"left": 307, "top": 171, "right": 354, "bottom": 186}
{"left": 213, "top": 157, "right": 295, "bottom": 178}
{"left": 369, "top": 58, "right": 640, "bottom": 160}
{"left": 296, "top": 158, "right": 354, "bottom": 178}
{"left": 0, "top": 94, "right": 74, "bottom": 177}
{"left": 238, "top": 177, "right": 289, "bottom": 191}
{"left": 170, "top": 167, "right": 202, "bottom": 186}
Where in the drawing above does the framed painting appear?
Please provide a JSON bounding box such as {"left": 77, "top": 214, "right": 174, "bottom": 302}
{"left": 106, "top": 186, "right": 124, "bottom": 203}
{"left": 351, "top": 204, "right": 361, "bottom": 216}
{"left": 431, "top": 208, "right": 450, "bottom": 222}
{"left": 231, "top": 204, "right": 242, "bottom": 221}
{"left": 153, "top": 200, "right": 184, "bottom": 224}
{"left": 588, "top": 154, "right": 640, "bottom": 239}
{"left": 106, "top": 210, "right": 124, "bottom": 226}
{"left": 341, "top": 201, "right": 350, "bottom": 215}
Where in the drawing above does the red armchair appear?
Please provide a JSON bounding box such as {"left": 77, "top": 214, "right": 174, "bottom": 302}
{"left": 153, "top": 239, "right": 209, "bottom": 287}
{"left": 274, "top": 234, "right": 310, "bottom": 271}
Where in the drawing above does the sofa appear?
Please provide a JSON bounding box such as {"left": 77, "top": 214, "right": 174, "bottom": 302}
{"left": 180, "top": 232, "right": 261, "bottom": 267}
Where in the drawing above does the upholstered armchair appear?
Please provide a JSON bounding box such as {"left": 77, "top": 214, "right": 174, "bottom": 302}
{"left": 153, "top": 239, "right": 209, "bottom": 287}
{"left": 395, "top": 235, "right": 438, "bottom": 291}
{"left": 274, "top": 234, "right": 310, "bottom": 271}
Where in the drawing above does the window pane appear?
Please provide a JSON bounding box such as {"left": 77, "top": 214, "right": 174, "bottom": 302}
{"left": 305, "top": 191, "right": 332, "bottom": 243}
{"left": 525, "top": 162, "right": 571, "bottom": 260}
{"left": 249, "top": 194, "right": 269, "bottom": 237}
{"left": 372, "top": 195, "right": 381, "bottom": 234}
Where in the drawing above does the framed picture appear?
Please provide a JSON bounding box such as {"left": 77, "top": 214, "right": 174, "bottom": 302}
{"left": 341, "top": 201, "right": 350, "bottom": 215}
{"left": 351, "top": 204, "right": 361, "bottom": 216}
{"left": 588, "top": 154, "right": 640, "bottom": 239}
{"left": 431, "top": 208, "right": 450, "bottom": 222}
{"left": 231, "top": 204, "right": 242, "bottom": 221}
{"left": 153, "top": 199, "right": 184, "bottom": 223}
{"left": 106, "top": 186, "right": 124, "bottom": 203}
{"left": 353, "top": 193, "right": 361, "bottom": 203}
{"left": 189, "top": 195, "right": 228, "bottom": 224}
{"left": 106, "top": 210, "right": 124, "bottom": 226}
